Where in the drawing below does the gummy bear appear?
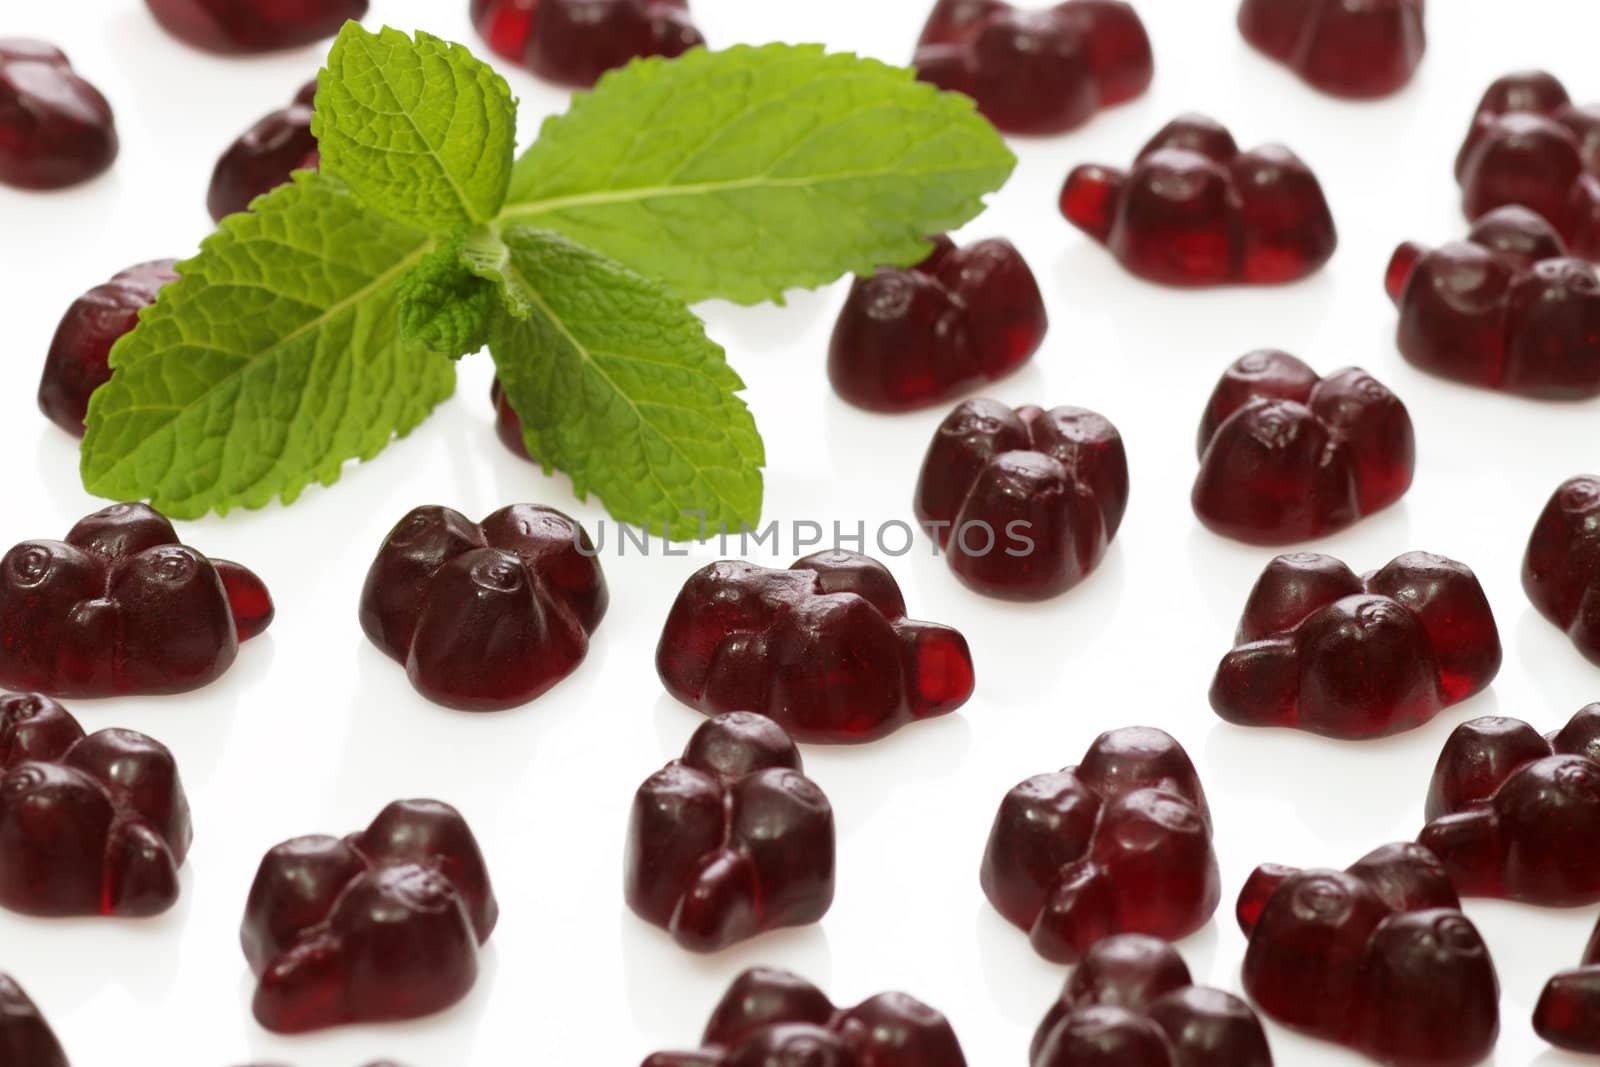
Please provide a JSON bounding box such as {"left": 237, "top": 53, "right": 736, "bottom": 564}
{"left": 1060, "top": 114, "right": 1337, "bottom": 286}
{"left": 828, "top": 236, "right": 1048, "bottom": 412}
{"left": 359, "top": 504, "right": 608, "bottom": 711}
{"left": 913, "top": 0, "right": 1153, "bottom": 136}
{"left": 913, "top": 398, "right": 1128, "bottom": 599}
{"left": 0, "top": 974, "right": 68, "bottom": 1067}
{"left": 145, "top": 0, "right": 369, "bottom": 54}
{"left": 38, "top": 260, "right": 179, "bottom": 435}
{"left": 1523, "top": 475, "right": 1600, "bottom": 662}
{"left": 490, "top": 379, "right": 531, "bottom": 461}
{"left": 1211, "top": 551, "right": 1501, "bottom": 739}
{"left": 0, "top": 503, "right": 274, "bottom": 697}
{"left": 0, "top": 39, "right": 118, "bottom": 190}
{"left": 471, "top": 0, "right": 703, "bottom": 88}
{"left": 208, "top": 80, "right": 318, "bottom": 221}
{"left": 981, "top": 727, "right": 1220, "bottom": 963}
{"left": 1420, "top": 705, "right": 1600, "bottom": 905}
{"left": 625, "top": 712, "right": 834, "bottom": 952}
{"left": 1193, "top": 350, "right": 1415, "bottom": 544}
{"left": 242, "top": 799, "right": 498, "bottom": 1034}
{"left": 1237, "top": 0, "right": 1425, "bottom": 99}
{"left": 0, "top": 692, "right": 191, "bottom": 918}
{"left": 642, "top": 967, "right": 969, "bottom": 1067}
{"left": 1239, "top": 842, "right": 1500, "bottom": 1067}
{"left": 1386, "top": 206, "right": 1600, "bottom": 398}
{"left": 1031, "top": 934, "right": 1273, "bottom": 1067}
{"left": 1455, "top": 71, "right": 1600, "bottom": 260}
{"left": 656, "top": 550, "right": 974, "bottom": 744}
{"left": 1535, "top": 914, "right": 1600, "bottom": 1054}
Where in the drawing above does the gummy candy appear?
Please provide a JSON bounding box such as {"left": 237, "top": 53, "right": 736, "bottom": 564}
{"left": 1238, "top": 0, "right": 1425, "bottom": 99}
{"left": 0, "top": 39, "right": 118, "bottom": 190}
{"left": 1193, "top": 350, "right": 1415, "bottom": 544}
{"left": 1534, "top": 914, "right": 1600, "bottom": 1053}
{"left": 1456, "top": 71, "right": 1600, "bottom": 260}
{"left": 145, "top": 0, "right": 369, "bottom": 54}
{"left": 490, "top": 379, "right": 530, "bottom": 461}
{"left": 0, "top": 503, "right": 273, "bottom": 697}
{"left": 913, "top": 398, "right": 1127, "bottom": 599}
{"left": 470, "top": 0, "right": 703, "bottom": 88}
{"left": 625, "top": 712, "right": 834, "bottom": 952}
{"left": 1239, "top": 842, "right": 1499, "bottom": 1067}
{"left": 0, "top": 974, "right": 68, "bottom": 1067}
{"left": 38, "top": 260, "right": 178, "bottom": 435}
{"left": 242, "top": 799, "right": 498, "bottom": 1034}
{"left": 981, "top": 727, "right": 1220, "bottom": 963}
{"left": 359, "top": 504, "right": 607, "bottom": 711}
{"left": 1060, "top": 114, "right": 1337, "bottom": 286}
{"left": 1386, "top": 206, "right": 1600, "bottom": 398}
{"left": 641, "top": 967, "right": 968, "bottom": 1067}
{"left": 1211, "top": 551, "right": 1501, "bottom": 739}
{"left": 1031, "top": 934, "right": 1273, "bottom": 1067}
{"left": 208, "top": 80, "right": 318, "bottom": 222}
{"left": 913, "top": 0, "right": 1153, "bottom": 136}
{"left": 828, "top": 235, "right": 1048, "bottom": 412}
{"left": 1523, "top": 475, "right": 1600, "bottom": 662}
{"left": 0, "top": 692, "right": 191, "bottom": 918}
{"left": 656, "top": 550, "right": 974, "bottom": 744}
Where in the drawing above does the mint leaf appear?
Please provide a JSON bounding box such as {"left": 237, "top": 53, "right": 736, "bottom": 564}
{"left": 398, "top": 239, "right": 495, "bottom": 358}
{"left": 500, "top": 43, "right": 1016, "bottom": 304}
{"left": 487, "top": 227, "right": 763, "bottom": 538}
{"left": 81, "top": 173, "right": 454, "bottom": 517}
{"left": 314, "top": 24, "right": 516, "bottom": 231}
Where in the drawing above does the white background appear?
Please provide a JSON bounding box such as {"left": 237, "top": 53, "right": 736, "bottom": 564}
{"left": 2, "top": 1, "right": 1599, "bottom": 1064}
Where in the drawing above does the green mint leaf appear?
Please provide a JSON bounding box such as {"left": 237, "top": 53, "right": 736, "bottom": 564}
{"left": 500, "top": 43, "right": 1016, "bottom": 305}
{"left": 314, "top": 23, "right": 516, "bottom": 231}
{"left": 398, "top": 239, "right": 495, "bottom": 358}
{"left": 487, "top": 226, "right": 763, "bottom": 539}
{"left": 81, "top": 173, "right": 455, "bottom": 517}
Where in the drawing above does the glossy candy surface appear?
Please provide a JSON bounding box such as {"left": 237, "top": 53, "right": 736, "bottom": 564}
{"left": 1523, "top": 475, "right": 1600, "bottom": 662}
{"left": 1211, "top": 551, "right": 1501, "bottom": 739}
{"left": 1193, "top": 350, "right": 1415, "bottom": 544}
{"left": 208, "top": 80, "right": 318, "bottom": 221}
{"left": 1031, "top": 934, "right": 1273, "bottom": 1067}
{"left": 981, "top": 727, "right": 1220, "bottom": 963}
{"left": 0, "top": 692, "right": 191, "bottom": 918}
{"left": 913, "top": 398, "right": 1128, "bottom": 599}
{"left": 242, "top": 799, "right": 498, "bottom": 1034}
{"left": 625, "top": 712, "right": 835, "bottom": 952}
{"left": 913, "top": 0, "right": 1153, "bottom": 135}
{"left": 641, "top": 966, "right": 968, "bottom": 1067}
{"left": 0, "top": 503, "right": 273, "bottom": 697}
{"left": 359, "top": 504, "right": 608, "bottom": 711}
{"left": 0, "top": 973, "right": 68, "bottom": 1067}
{"left": 470, "top": 0, "right": 703, "bottom": 88}
{"left": 1238, "top": 0, "right": 1425, "bottom": 99}
{"left": 656, "top": 550, "right": 974, "bottom": 744}
{"left": 145, "top": 0, "right": 369, "bottom": 54}
{"left": 1386, "top": 206, "right": 1600, "bottom": 398}
{"left": 37, "top": 260, "right": 178, "bottom": 435}
{"left": 828, "top": 235, "right": 1048, "bottom": 412}
{"left": 1060, "top": 114, "right": 1337, "bottom": 286}
{"left": 1535, "top": 915, "right": 1600, "bottom": 1053}
{"left": 0, "top": 39, "right": 117, "bottom": 190}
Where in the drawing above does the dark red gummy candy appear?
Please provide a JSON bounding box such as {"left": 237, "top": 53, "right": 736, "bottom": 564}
{"left": 38, "top": 260, "right": 178, "bottom": 435}
{"left": 1386, "top": 206, "right": 1600, "bottom": 398}
{"left": 0, "top": 692, "right": 191, "bottom": 918}
{"left": 913, "top": 398, "right": 1128, "bottom": 599}
{"left": 1455, "top": 71, "right": 1600, "bottom": 260}
{"left": 1420, "top": 705, "right": 1600, "bottom": 905}
{"left": 642, "top": 966, "right": 968, "bottom": 1067}
{"left": 208, "top": 80, "right": 318, "bottom": 221}
{"left": 1239, "top": 842, "right": 1499, "bottom": 1067}
{"left": 145, "top": 0, "right": 369, "bottom": 54}
{"left": 829, "top": 235, "right": 1048, "bottom": 413}
{"left": 913, "top": 0, "right": 1152, "bottom": 136}
{"left": 1031, "top": 934, "right": 1272, "bottom": 1067}
{"left": 1535, "top": 914, "right": 1600, "bottom": 1053}
{"left": 1193, "top": 350, "right": 1415, "bottom": 544}
{"left": 1238, "top": 0, "right": 1424, "bottom": 99}
{"left": 656, "top": 550, "right": 974, "bottom": 744}
{"left": 626, "top": 712, "right": 834, "bottom": 952}
{"left": 0, "top": 503, "right": 273, "bottom": 697}
{"left": 0, "top": 39, "right": 117, "bottom": 190}
{"left": 1211, "top": 551, "right": 1501, "bottom": 739}
{"left": 1524, "top": 475, "right": 1600, "bottom": 662}
{"left": 0, "top": 974, "right": 68, "bottom": 1067}
{"left": 359, "top": 504, "right": 607, "bottom": 711}
{"left": 981, "top": 727, "right": 1220, "bottom": 964}
{"left": 471, "top": 0, "right": 703, "bottom": 88}
{"left": 242, "top": 799, "right": 498, "bottom": 1034}
{"left": 1060, "top": 114, "right": 1337, "bottom": 286}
